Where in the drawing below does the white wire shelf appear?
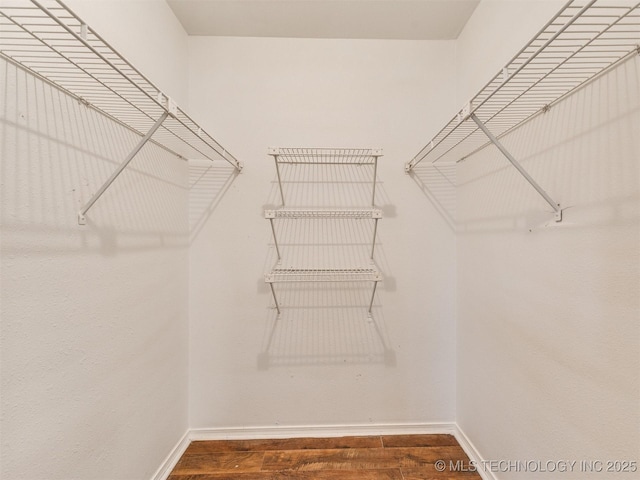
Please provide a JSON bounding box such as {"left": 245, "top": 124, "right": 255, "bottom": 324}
{"left": 269, "top": 147, "right": 382, "bottom": 207}
{"left": 264, "top": 208, "right": 383, "bottom": 219}
{"left": 0, "top": 0, "right": 241, "bottom": 171}
{"left": 265, "top": 268, "right": 383, "bottom": 283}
{"left": 265, "top": 208, "right": 382, "bottom": 262}
{"left": 406, "top": 0, "right": 640, "bottom": 170}
{"left": 269, "top": 147, "right": 382, "bottom": 165}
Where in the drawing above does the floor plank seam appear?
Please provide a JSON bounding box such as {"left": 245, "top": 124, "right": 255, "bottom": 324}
{"left": 168, "top": 435, "right": 482, "bottom": 479}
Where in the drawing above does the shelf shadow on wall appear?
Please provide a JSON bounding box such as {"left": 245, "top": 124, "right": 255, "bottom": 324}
{"left": 408, "top": 54, "right": 640, "bottom": 235}
{"left": 258, "top": 283, "right": 395, "bottom": 369}
{"left": 1, "top": 60, "right": 193, "bottom": 255}
{"left": 407, "top": 163, "right": 457, "bottom": 231}
{"left": 265, "top": 162, "right": 380, "bottom": 208}
{"left": 189, "top": 159, "right": 239, "bottom": 243}
{"left": 454, "top": 90, "right": 640, "bottom": 234}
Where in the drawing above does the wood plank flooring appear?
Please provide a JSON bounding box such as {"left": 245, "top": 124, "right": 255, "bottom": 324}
{"left": 168, "top": 434, "right": 481, "bottom": 479}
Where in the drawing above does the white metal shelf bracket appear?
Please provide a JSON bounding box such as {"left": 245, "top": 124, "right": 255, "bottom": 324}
{"left": 368, "top": 281, "right": 379, "bottom": 316}
{"left": 370, "top": 217, "right": 379, "bottom": 260}
{"left": 268, "top": 217, "right": 282, "bottom": 261}
{"left": 78, "top": 110, "right": 169, "bottom": 225}
{"left": 271, "top": 151, "right": 285, "bottom": 206}
{"left": 268, "top": 283, "right": 281, "bottom": 315}
{"left": 371, "top": 154, "right": 379, "bottom": 207}
{"left": 470, "top": 113, "right": 562, "bottom": 222}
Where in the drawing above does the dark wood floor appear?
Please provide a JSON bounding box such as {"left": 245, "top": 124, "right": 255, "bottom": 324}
{"left": 168, "top": 434, "right": 481, "bottom": 479}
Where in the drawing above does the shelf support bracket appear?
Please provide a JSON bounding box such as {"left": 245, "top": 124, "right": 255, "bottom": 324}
{"left": 370, "top": 217, "right": 379, "bottom": 260}
{"left": 268, "top": 217, "right": 282, "bottom": 262}
{"left": 372, "top": 154, "right": 380, "bottom": 206}
{"left": 78, "top": 111, "right": 169, "bottom": 225}
{"left": 470, "top": 113, "right": 562, "bottom": 222}
{"left": 268, "top": 282, "right": 281, "bottom": 315}
{"left": 271, "top": 151, "right": 285, "bottom": 206}
{"left": 368, "top": 281, "right": 379, "bottom": 315}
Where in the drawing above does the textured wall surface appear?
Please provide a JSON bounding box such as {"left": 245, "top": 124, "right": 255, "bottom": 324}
{"left": 0, "top": 1, "right": 190, "bottom": 479}
{"left": 455, "top": 2, "right": 640, "bottom": 478}
{"left": 455, "top": 0, "right": 564, "bottom": 103}
{"left": 187, "top": 37, "right": 459, "bottom": 430}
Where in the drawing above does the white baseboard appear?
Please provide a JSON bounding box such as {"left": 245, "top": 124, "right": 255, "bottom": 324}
{"left": 189, "top": 421, "right": 456, "bottom": 441}
{"left": 454, "top": 425, "right": 498, "bottom": 480}
{"left": 150, "top": 430, "right": 190, "bottom": 480}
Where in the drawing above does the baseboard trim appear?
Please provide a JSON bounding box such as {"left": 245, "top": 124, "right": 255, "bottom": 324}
{"left": 454, "top": 425, "right": 498, "bottom": 480}
{"left": 189, "top": 422, "right": 456, "bottom": 441}
{"left": 150, "top": 430, "right": 190, "bottom": 480}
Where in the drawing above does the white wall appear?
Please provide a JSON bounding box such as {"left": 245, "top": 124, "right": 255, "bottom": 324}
{"left": 0, "top": 2, "right": 190, "bottom": 479}
{"left": 65, "top": 0, "right": 190, "bottom": 108}
{"left": 456, "top": 0, "right": 564, "bottom": 102}
{"left": 456, "top": 2, "right": 640, "bottom": 478}
{"left": 187, "top": 37, "right": 459, "bottom": 430}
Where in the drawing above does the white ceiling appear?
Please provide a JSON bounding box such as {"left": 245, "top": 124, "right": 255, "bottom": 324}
{"left": 166, "top": 0, "right": 481, "bottom": 40}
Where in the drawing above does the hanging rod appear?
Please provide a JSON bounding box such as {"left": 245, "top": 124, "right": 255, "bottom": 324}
{"left": 0, "top": 0, "right": 243, "bottom": 223}
{"left": 405, "top": 0, "right": 639, "bottom": 220}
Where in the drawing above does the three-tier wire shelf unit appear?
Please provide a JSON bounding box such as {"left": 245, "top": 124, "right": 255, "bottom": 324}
{"left": 405, "top": 0, "right": 640, "bottom": 222}
{"left": 264, "top": 148, "right": 383, "bottom": 317}
{"left": 0, "top": 0, "right": 242, "bottom": 224}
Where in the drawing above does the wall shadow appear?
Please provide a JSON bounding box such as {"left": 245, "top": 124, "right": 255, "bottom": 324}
{"left": 189, "top": 160, "right": 239, "bottom": 244}
{"left": 408, "top": 163, "right": 457, "bottom": 231}
{"left": 258, "top": 283, "right": 394, "bottom": 369}
{"left": 1, "top": 58, "right": 190, "bottom": 255}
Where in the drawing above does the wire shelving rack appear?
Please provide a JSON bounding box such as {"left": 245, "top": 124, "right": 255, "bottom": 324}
{"left": 0, "top": 0, "right": 242, "bottom": 223}
{"left": 264, "top": 148, "right": 383, "bottom": 316}
{"left": 405, "top": 0, "right": 640, "bottom": 222}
